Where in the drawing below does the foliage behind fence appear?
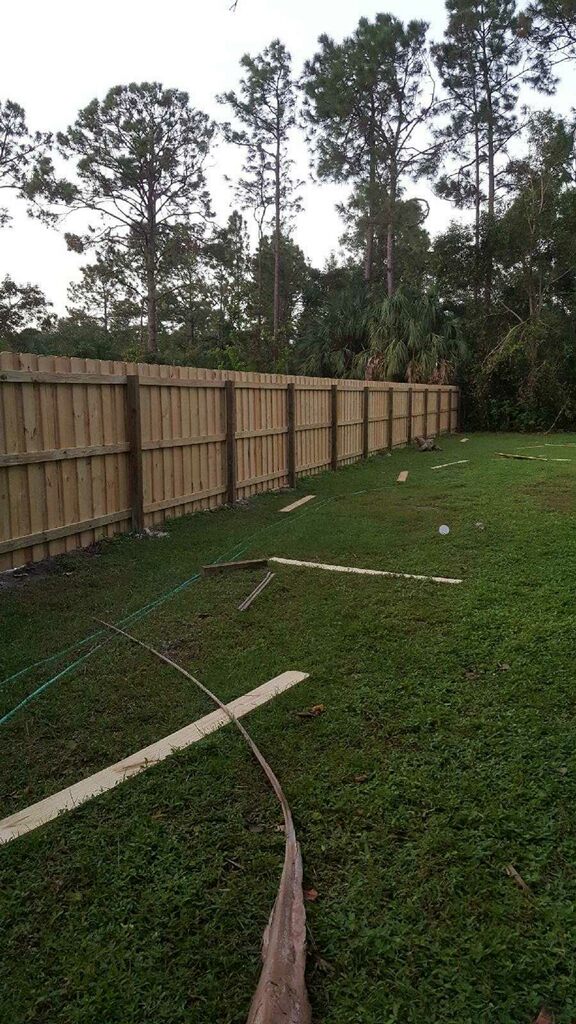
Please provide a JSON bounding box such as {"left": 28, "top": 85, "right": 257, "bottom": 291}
{"left": 0, "top": 351, "right": 459, "bottom": 570}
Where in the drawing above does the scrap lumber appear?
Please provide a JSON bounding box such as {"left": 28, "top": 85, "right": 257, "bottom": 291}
{"left": 0, "top": 668, "right": 308, "bottom": 845}
{"left": 269, "top": 556, "right": 462, "bottom": 585}
{"left": 238, "top": 572, "right": 275, "bottom": 611}
{"left": 460, "top": 438, "right": 469, "bottom": 443}
{"left": 505, "top": 863, "right": 531, "bottom": 895}
{"left": 279, "top": 495, "right": 315, "bottom": 513}
{"left": 202, "top": 558, "right": 268, "bottom": 574}
{"left": 98, "top": 622, "right": 312, "bottom": 1024}
{"left": 431, "top": 459, "right": 469, "bottom": 470}
{"left": 495, "top": 452, "right": 570, "bottom": 462}
{"left": 397, "top": 471, "right": 409, "bottom": 483}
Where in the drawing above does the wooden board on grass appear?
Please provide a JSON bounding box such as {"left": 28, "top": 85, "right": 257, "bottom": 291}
{"left": 397, "top": 471, "right": 409, "bottom": 483}
{"left": 0, "top": 670, "right": 309, "bottom": 844}
{"left": 279, "top": 495, "right": 315, "bottom": 513}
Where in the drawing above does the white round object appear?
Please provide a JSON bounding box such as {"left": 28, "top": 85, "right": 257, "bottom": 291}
{"left": 439, "top": 524, "right": 450, "bottom": 536}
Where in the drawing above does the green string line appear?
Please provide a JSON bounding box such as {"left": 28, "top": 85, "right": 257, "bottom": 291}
{"left": 0, "top": 494, "right": 336, "bottom": 727}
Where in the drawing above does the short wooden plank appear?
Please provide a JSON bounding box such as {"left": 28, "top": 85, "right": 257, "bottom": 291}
{"left": 236, "top": 426, "right": 287, "bottom": 440}
{"left": 460, "top": 438, "right": 469, "bottom": 443}
{"left": 279, "top": 495, "right": 315, "bottom": 514}
{"left": 0, "top": 443, "right": 130, "bottom": 467}
{"left": 269, "top": 556, "right": 462, "bottom": 585}
{"left": 138, "top": 378, "right": 225, "bottom": 389}
{"left": 0, "top": 670, "right": 309, "bottom": 844}
{"left": 144, "top": 484, "right": 227, "bottom": 515}
{"left": 431, "top": 460, "right": 469, "bottom": 470}
{"left": 202, "top": 558, "right": 269, "bottom": 575}
{"left": 0, "top": 370, "right": 127, "bottom": 385}
{"left": 0, "top": 509, "right": 132, "bottom": 555}
{"left": 397, "top": 471, "right": 409, "bottom": 483}
{"left": 141, "top": 434, "right": 226, "bottom": 450}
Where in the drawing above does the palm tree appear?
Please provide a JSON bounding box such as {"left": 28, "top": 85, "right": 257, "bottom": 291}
{"left": 357, "top": 287, "right": 466, "bottom": 382}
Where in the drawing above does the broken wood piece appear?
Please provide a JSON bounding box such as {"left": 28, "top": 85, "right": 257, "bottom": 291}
{"left": 397, "top": 471, "right": 409, "bottom": 483}
{"left": 279, "top": 495, "right": 315, "bottom": 513}
{"left": 202, "top": 558, "right": 268, "bottom": 574}
{"left": 460, "top": 437, "right": 469, "bottom": 443}
{"left": 415, "top": 436, "right": 439, "bottom": 451}
{"left": 505, "top": 863, "right": 531, "bottom": 895}
{"left": 97, "top": 621, "right": 312, "bottom": 1024}
{"left": 238, "top": 571, "right": 275, "bottom": 611}
{"left": 0, "top": 668, "right": 308, "bottom": 845}
{"left": 431, "top": 459, "right": 469, "bottom": 470}
{"left": 269, "top": 556, "right": 462, "bottom": 585}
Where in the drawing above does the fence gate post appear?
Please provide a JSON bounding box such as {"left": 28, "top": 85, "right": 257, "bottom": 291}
{"left": 287, "top": 383, "right": 296, "bottom": 487}
{"left": 407, "top": 386, "right": 414, "bottom": 445}
{"left": 331, "top": 384, "right": 338, "bottom": 471}
{"left": 424, "top": 388, "right": 429, "bottom": 438}
{"left": 126, "top": 374, "right": 144, "bottom": 532}
{"left": 225, "top": 380, "right": 237, "bottom": 505}
{"left": 388, "top": 387, "right": 394, "bottom": 451}
{"left": 362, "top": 387, "right": 370, "bottom": 459}
{"left": 436, "top": 388, "right": 442, "bottom": 436}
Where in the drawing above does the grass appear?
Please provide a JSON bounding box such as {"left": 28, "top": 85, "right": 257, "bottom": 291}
{"left": 1, "top": 432, "right": 576, "bottom": 1024}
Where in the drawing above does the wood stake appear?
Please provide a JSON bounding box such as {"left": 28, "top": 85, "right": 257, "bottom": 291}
{"left": 238, "top": 571, "right": 275, "bottom": 611}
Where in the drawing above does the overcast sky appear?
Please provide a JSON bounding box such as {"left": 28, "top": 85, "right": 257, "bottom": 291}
{"left": 1, "top": 0, "right": 574, "bottom": 313}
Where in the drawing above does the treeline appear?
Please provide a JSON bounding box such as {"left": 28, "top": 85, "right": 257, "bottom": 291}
{"left": 2, "top": 0, "right": 576, "bottom": 429}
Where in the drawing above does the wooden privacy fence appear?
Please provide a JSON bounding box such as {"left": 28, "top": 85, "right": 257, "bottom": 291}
{"left": 0, "top": 352, "right": 460, "bottom": 570}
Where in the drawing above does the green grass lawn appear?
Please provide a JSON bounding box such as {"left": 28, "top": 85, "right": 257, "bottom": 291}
{"left": 2, "top": 432, "right": 576, "bottom": 1024}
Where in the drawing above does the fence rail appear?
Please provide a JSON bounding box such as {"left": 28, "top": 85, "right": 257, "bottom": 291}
{"left": 0, "top": 351, "right": 459, "bottom": 570}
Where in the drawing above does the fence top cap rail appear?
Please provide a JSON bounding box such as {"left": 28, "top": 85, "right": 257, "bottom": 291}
{"left": 0, "top": 369, "right": 128, "bottom": 385}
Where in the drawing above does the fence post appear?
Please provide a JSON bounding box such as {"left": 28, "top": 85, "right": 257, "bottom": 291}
{"left": 331, "top": 384, "right": 338, "bottom": 471}
{"left": 436, "top": 388, "right": 442, "bottom": 436}
{"left": 126, "top": 374, "right": 144, "bottom": 532}
{"left": 287, "top": 382, "right": 296, "bottom": 487}
{"left": 362, "top": 387, "right": 370, "bottom": 459}
{"left": 424, "top": 388, "right": 429, "bottom": 438}
{"left": 457, "top": 388, "right": 464, "bottom": 432}
{"left": 407, "top": 386, "right": 414, "bottom": 445}
{"left": 388, "top": 386, "right": 394, "bottom": 451}
{"left": 225, "top": 380, "right": 237, "bottom": 505}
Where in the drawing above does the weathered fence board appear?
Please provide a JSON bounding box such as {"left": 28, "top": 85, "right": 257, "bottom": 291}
{"left": 0, "top": 351, "right": 459, "bottom": 570}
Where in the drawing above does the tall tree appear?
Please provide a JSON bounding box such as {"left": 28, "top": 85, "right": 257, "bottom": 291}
{"left": 303, "top": 15, "right": 437, "bottom": 296}
{"left": 0, "top": 100, "right": 62, "bottom": 228}
{"left": 219, "top": 40, "right": 300, "bottom": 359}
{"left": 56, "top": 83, "right": 214, "bottom": 354}
{"left": 432, "top": 0, "right": 550, "bottom": 309}
{"left": 66, "top": 248, "right": 130, "bottom": 335}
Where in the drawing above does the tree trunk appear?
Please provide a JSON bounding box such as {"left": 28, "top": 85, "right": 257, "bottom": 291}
{"left": 146, "top": 249, "right": 158, "bottom": 353}
{"left": 273, "top": 125, "right": 281, "bottom": 362}
{"left": 364, "top": 100, "right": 376, "bottom": 285}
{"left": 473, "top": 118, "right": 481, "bottom": 310}
{"left": 483, "top": 69, "right": 495, "bottom": 313}
{"left": 386, "top": 172, "right": 397, "bottom": 298}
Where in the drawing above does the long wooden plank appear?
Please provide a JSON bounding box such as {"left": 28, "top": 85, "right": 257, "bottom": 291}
{"left": 431, "top": 460, "right": 469, "bottom": 470}
{"left": 279, "top": 495, "right": 315, "bottom": 513}
{"left": 0, "top": 670, "right": 309, "bottom": 844}
{"left": 495, "top": 452, "right": 570, "bottom": 462}
{"left": 269, "top": 556, "right": 462, "bottom": 585}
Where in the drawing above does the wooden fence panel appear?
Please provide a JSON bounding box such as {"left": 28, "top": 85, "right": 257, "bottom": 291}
{"left": 0, "top": 350, "right": 459, "bottom": 570}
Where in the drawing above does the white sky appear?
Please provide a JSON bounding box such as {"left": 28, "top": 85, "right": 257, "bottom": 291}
{"left": 1, "top": 0, "right": 574, "bottom": 313}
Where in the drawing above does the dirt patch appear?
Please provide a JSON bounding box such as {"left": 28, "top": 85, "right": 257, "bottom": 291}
{"left": 523, "top": 479, "right": 574, "bottom": 513}
{"left": 0, "top": 543, "right": 103, "bottom": 592}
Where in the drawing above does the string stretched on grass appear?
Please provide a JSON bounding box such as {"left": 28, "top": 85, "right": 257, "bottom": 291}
{"left": 99, "top": 619, "right": 312, "bottom": 1024}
